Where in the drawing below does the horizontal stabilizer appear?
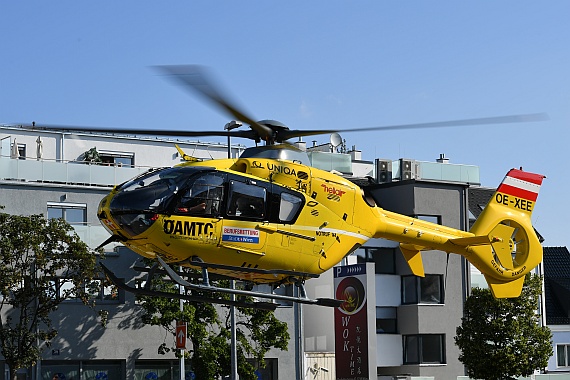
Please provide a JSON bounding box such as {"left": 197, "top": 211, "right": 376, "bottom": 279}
{"left": 449, "top": 235, "right": 491, "bottom": 247}
{"left": 485, "top": 274, "right": 525, "bottom": 298}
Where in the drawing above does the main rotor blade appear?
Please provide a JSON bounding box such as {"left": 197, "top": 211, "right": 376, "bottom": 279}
{"left": 16, "top": 112, "right": 546, "bottom": 144}
{"left": 153, "top": 65, "right": 274, "bottom": 141}
{"left": 10, "top": 123, "right": 258, "bottom": 140}
{"left": 278, "top": 113, "right": 548, "bottom": 142}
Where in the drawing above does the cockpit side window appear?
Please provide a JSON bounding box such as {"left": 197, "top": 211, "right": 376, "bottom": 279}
{"left": 176, "top": 173, "right": 225, "bottom": 216}
{"left": 227, "top": 181, "right": 266, "bottom": 220}
{"left": 278, "top": 192, "right": 303, "bottom": 223}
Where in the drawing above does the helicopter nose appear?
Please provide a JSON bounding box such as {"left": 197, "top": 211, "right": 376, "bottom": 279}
{"left": 111, "top": 193, "right": 161, "bottom": 237}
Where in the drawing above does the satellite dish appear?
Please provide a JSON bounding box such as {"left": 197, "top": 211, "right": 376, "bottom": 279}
{"left": 330, "top": 132, "right": 342, "bottom": 148}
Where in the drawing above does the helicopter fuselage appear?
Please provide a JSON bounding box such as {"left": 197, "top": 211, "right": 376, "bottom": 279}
{"left": 97, "top": 146, "right": 545, "bottom": 298}
{"left": 98, "top": 154, "right": 380, "bottom": 283}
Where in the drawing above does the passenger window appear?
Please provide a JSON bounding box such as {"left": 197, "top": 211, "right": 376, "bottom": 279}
{"left": 279, "top": 192, "right": 303, "bottom": 222}
{"left": 177, "top": 174, "right": 225, "bottom": 216}
{"left": 227, "top": 181, "right": 266, "bottom": 220}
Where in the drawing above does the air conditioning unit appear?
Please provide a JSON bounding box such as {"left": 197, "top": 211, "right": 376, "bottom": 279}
{"left": 399, "top": 159, "right": 417, "bottom": 180}
{"left": 376, "top": 159, "right": 392, "bottom": 183}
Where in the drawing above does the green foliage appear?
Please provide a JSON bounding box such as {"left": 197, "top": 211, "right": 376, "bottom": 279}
{"left": 0, "top": 211, "right": 98, "bottom": 378}
{"left": 83, "top": 147, "right": 101, "bottom": 163}
{"left": 455, "top": 274, "right": 553, "bottom": 380}
{"left": 137, "top": 271, "right": 290, "bottom": 380}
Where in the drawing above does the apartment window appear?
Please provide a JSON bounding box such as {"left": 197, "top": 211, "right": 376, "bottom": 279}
{"left": 557, "top": 344, "right": 570, "bottom": 367}
{"left": 59, "top": 277, "right": 121, "bottom": 303}
{"left": 86, "top": 279, "right": 120, "bottom": 302}
{"left": 376, "top": 307, "right": 397, "bottom": 334}
{"left": 47, "top": 202, "right": 87, "bottom": 225}
{"left": 99, "top": 150, "right": 134, "bottom": 167}
{"left": 17, "top": 143, "right": 26, "bottom": 159}
{"left": 135, "top": 360, "right": 193, "bottom": 380}
{"left": 403, "top": 334, "right": 445, "bottom": 364}
{"left": 41, "top": 360, "right": 123, "bottom": 380}
{"left": 402, "top": 274, "right": 444, "bottom": 304}
{"left": 58, "top": 278, "right": 79, "bottom": 301}
{"left": 416, "top": 214, "right": 441, "bottom": 225}
{"left": 354, "top": 247, "right": 396, "bottom": 274}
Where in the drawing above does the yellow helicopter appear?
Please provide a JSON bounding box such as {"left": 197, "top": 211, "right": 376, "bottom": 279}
{"left": 40, "top": 66, "right": 548, "bottom": 306}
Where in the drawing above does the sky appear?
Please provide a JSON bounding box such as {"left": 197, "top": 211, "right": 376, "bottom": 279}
{"left": 1, "top": 2, "right": 569, "bottom": 245}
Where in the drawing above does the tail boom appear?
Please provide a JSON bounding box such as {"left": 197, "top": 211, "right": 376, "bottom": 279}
{"left": 372, "top": 168, "right": 545, "bottom": 298}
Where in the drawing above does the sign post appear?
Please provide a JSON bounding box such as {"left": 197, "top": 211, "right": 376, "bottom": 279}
{"left": 176, "top": 321, "right": 187, "bottom": 350}
{"left": 334, "top": 263, "right": 377, "bottom": 379}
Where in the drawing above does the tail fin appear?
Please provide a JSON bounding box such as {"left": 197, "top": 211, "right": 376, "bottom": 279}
{"left": 451, "top": 169, "right": 545, "bottom": 297}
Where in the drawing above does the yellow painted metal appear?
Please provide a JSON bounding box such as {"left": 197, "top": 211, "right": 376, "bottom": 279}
{"left": 98, "top": 156, "right": 544, "bottom": 297}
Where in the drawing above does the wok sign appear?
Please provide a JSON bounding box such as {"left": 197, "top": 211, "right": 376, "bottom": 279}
{"left": 334, "top": 264, "right": 369, "bottom": 380}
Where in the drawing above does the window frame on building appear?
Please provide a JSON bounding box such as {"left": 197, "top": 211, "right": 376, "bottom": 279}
{"left": 376, "top": 306, "right": 397, "bottom": 334}
{"left": 98, "top": 150, "right": 135, "bottom": 167}
{"left": 354, "top": 247, "right": 397, "bottom": 274}
{"left": 403, "top": 334, "right": 446, "bottom": 365}
{"left": 59, "top": 277, "right": 122, "bottom": 304}
{"left": 47, "top": 202, "right": 88, "bottom": 225}
{"left": 415, "top": 214, "right": 441, "bottom": 225}
{"left": 557, "top": 343, "right": 570, "bottom": 368}
{"left": 40, "top": 359, "right": 124, "bottom": 380}
{"left": 401, "top": 274, "right": 445, "bottom": 305}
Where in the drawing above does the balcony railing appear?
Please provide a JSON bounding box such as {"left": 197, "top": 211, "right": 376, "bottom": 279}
{"left": 0, "top": 155, "right": 151, "bottom": 187}
{"left": 73, "top": 224, "right": 118, "bottom": 251}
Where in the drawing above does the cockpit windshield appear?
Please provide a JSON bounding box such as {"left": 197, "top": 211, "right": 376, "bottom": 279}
{"left": 107, "top": 166, "right": 213, "bottom": 237}
{"left": 111, "top": 166, "right": 204, "bottom": 213}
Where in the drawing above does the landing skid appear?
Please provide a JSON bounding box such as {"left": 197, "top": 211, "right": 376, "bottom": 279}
{"left": 100, "top": 258, "right": 341, "bottom": 310}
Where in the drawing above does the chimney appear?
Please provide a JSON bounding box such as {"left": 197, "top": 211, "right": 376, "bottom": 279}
{"left": 436, "top": 153, "right": 449, "bottom": 164}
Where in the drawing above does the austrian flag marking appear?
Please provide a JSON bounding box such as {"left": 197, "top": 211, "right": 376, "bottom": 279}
{"left": 497, "top": 169, "right": 545, "bottom": 202}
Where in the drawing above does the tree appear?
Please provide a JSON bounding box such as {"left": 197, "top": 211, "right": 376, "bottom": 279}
{"left": 0, "top": 211, "right": 99, "bottom": 380}
{"left": 83, "top": 147, "right": 102, "bottom": 163}
{"left": 455, "top": 274, "right": 553, "bottom": 380}
{"left": 137, "top": 272, "right": 290, "bottom": 380}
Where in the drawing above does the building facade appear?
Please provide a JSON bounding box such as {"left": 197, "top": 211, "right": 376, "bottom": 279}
{"left": 4, "top": 124, "right": 557, "bottom": 380}
{"left": 543, "top": 246, "right": 570, "bottom": 373}
{"left": 0, "top": 125, "right": 296, "bottom": 380}
{"left": 305, "top": 162, "right": 475, "bottom": 379}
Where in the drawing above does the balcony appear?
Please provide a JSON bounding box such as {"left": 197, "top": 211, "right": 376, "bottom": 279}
{"left": 308, "top": 151, "right": 353, "bottom": 174}
{"left": 389, "top": 159, "right": 480, "bottom": 185}
{"left": 0, "top": 156, "right": 150, "bottom": 187}
{"left": 73, "top": 224, "right": 118, "bottom": 252}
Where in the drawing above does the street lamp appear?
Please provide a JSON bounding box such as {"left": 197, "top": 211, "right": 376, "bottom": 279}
{"left": 224, "top": 120, "right": 243, "bottom": 159}
{"left": 224, "top": 120, "right": 242, "bottom": 380}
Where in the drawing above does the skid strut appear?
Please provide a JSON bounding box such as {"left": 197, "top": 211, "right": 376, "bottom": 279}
{"left": 100, "top": 258, "right": 341, "bottom": 310}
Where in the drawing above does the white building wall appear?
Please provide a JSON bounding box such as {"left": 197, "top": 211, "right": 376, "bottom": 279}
{"left": 549, "top": 327, "right": 570, "bottom": 372}
{"left": 376, "top": 334, "right": 403, "bottom": 366}
{"left": 0, "top": 125, "right": 245, "bottom": 166}
{"left": 375, "top": 275, "right": 401, "bottom": 306}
